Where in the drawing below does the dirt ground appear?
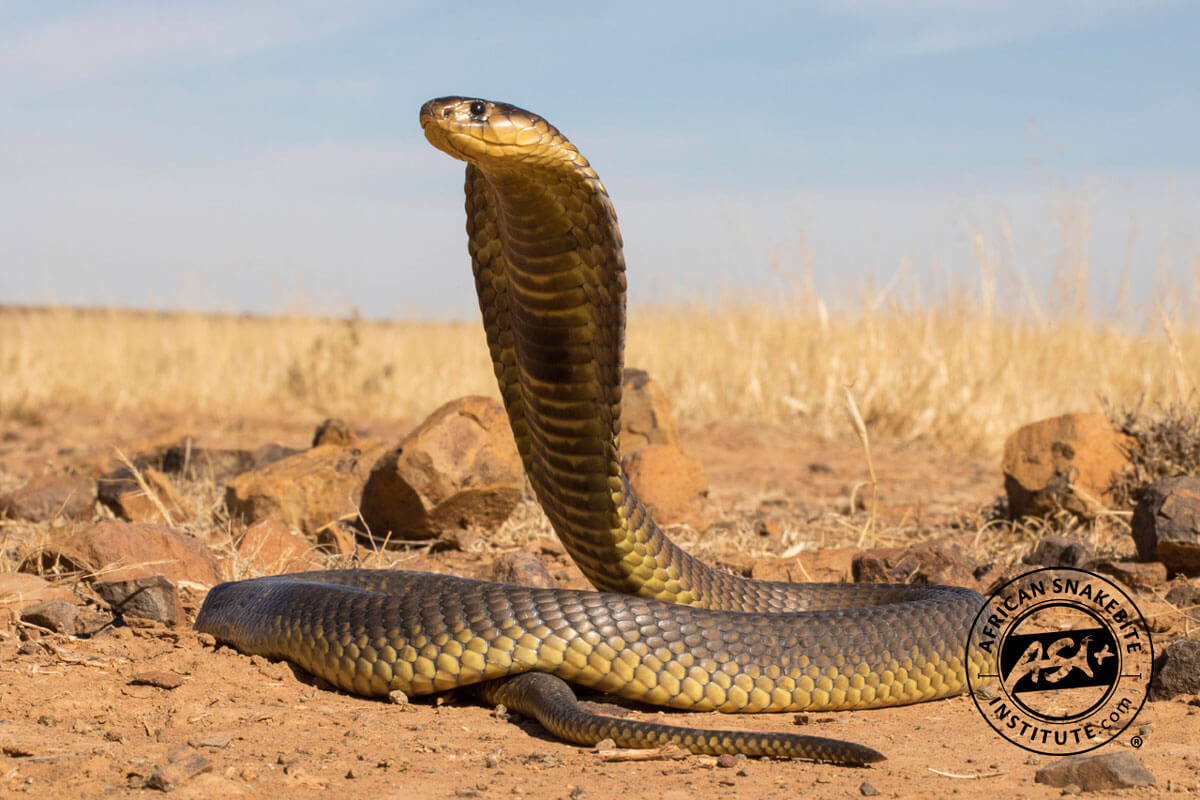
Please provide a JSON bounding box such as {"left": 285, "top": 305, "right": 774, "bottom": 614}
{"left": 1, "top": 409, "right": 1197, "bottom": 799}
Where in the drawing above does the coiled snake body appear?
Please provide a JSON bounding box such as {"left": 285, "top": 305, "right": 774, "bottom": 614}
{"left": 196, "top": 97, "right": 988, "bottom": 764}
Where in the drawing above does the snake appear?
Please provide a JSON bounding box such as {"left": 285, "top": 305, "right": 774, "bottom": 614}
{"left": 195, "top": 96, "right": 988, "bottom": 764}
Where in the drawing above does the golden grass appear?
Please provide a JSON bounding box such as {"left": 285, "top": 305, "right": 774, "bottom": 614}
{"left": 1, "top": 289, "right": 1197, "bottom": 452}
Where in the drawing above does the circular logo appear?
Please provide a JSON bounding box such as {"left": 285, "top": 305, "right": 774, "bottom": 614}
{"left": 967, "top": 567, "right": 1153, "bottom": 755}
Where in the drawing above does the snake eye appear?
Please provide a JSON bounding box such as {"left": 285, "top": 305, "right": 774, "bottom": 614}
{"left": 469, "top": 100, "right": 486, "bottom": 118}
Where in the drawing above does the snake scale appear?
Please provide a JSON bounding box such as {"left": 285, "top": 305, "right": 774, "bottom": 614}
{"left": 195, "top": 97, "right": 988, "bottom": 764}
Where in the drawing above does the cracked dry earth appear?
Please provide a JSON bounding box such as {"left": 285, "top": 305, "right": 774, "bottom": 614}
{"left": 1, "top": 409, "right": 1199, "bottom": 799}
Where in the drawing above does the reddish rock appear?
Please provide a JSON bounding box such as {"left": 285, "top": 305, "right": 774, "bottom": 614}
{"left": 1, "top": 474, "right": 96, "bottom": 522}
{"left": 0, "top": 573, "right": 75, "bottom": 611}
{"left": 225, "top": 440, "right": 390, "bottom": 536}
{"left": 852, "top": 538, "right": 980, "bottom": 589}
{"left": 622, "top": 444, "right": 708, "bottom": 527}
{"left": 114, "top": 468, "right": 190, "bottom": 525}
{"left": 1132, "top": 475, "right": 1200, "bottom": 575}
{"left": 38, "top": 520, "right": 221, "bottom": 586}
{"left": 358, "top": 397, "right": 523, "bottom": 543}
{"left": 236, "top": 514, "right": 321, "bottom": 573}
{"left": 620, "top": 368, "right": 680, "bottom": 453}
{"left": 1002, "top": 412, "right": 1133, "bottom": 517}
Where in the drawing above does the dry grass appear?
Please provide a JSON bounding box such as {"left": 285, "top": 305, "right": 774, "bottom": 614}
{"left": 3, "top": 288, "right": 1197, "bottom": 452}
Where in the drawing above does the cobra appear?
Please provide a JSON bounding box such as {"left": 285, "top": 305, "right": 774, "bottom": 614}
{"left": 195, "top": 96, "right": 989, "bottom": 764}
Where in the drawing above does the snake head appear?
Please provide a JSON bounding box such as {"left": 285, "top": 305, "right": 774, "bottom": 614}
{"left": 420, "top": 96, "right": 586, "bottom": 172}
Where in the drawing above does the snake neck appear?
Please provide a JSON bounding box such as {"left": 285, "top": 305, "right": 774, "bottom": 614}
{"left": 462, "top": 161, "right": 693, "bottom": 603}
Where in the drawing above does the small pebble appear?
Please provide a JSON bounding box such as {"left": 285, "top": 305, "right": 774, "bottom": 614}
{"left": 716, "top": 754, "right": 738, "bottom": 768}
{"left": 859, "top": 780, "right": 880, "bottom": 797}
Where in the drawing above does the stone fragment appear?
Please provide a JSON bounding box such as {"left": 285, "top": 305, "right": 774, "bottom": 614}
{"left": 130, "top": 671, "right": 185, "bottom": 690}
{"left": 0, "top": 573, "right": 75, "bottom": 611}
{"left": 620, "top": 368, "right": 680, "bottom": 452}
{"left": 1025, "top": 535, "right": 1094, "bottom": 568}
{"left": 1150, "top": 638, "right": 1200, "bottom": 700}
{"left": 1033, "top": 751, "right": 1155, "bottom": 791}
{"left": 852, "top": 538, "right": 979, "bottom": 589}
{"left": 621, "top": 444, "right": 707, "bottom": 527}
{"left": 1165, "top": 581, "right": 1200, "bottom": 623}
{"left": 1090, "top": 559, "right": 1168, "bottom": 591}
{"left": 236, "top": 514, "right": 321, "bottom": 573}
{"left": 145, "top": 747, "right": 212, "bottom": 791}
{"left": 491, "top": 552, "right": 558, "bottom": 589}
{"left": 225, "top": 439, "right": 390, "bottom": 536}
{"left": 1132, "top": 475, "right": 1200, "bottom": 575}
{"left": 20, "top": 599, "right": 79, "bottom": 633}
{"left": 113, "top": 468, "right": 190, "bottom": 525}
{"left": 38, "top": 520, "right": 221, "bottom": 585}
{"left": 1002, "top": 412, "right": 1133, "bottom": 517}
{"left": 1, "top": 474, "right": 96, "bottom": 522}
{"left": 359, "top": 397, "right": 523, "bottom": 543}
{"left": 92, "top": 575, "right": 184, "bottom": 626}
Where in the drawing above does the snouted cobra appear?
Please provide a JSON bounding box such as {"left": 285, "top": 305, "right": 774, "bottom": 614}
{"left": 196, "top": 96, "right": 989, "bottom": 764}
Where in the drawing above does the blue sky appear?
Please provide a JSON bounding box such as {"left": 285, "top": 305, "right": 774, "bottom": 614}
{"left": 1, "top": 1, "right": 1197, "bottom": 318}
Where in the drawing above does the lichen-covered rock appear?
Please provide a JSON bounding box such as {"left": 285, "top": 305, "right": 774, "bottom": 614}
{"left": 359, "top": 397, "right": 523, "bottom": 543}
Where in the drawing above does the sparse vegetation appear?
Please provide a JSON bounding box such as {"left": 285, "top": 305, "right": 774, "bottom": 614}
{"left": 2, "top": 278, "right": 1197, "bottom": 453}
{"left": 1109, "top": 400, "right": 1200, "bottom": 508}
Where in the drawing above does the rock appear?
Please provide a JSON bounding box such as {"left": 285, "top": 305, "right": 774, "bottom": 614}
{"left": 621, "top": 444, "right": 707, "bottom": 527}
{"left": 1165, "top": 581, "right": 1200, "bottom": 622}
{"left": 1150, "top": 638, "right": 1200, "bottom": 700}
{"left": 1033, "top": 751, "right": 1155, "bottom": 791}
{"left": 1025, "top": 535, "right": 1095, "bottom": 568}
{"left": 852, "top": 538, "right": 979, "bottom": 589}
{"left": 38, "top": 520, "right": 222, "bottom": 585}
{"left": 859, "top": 781, "right": 880, "bottom": 797}
{"left": 1002, "top": 413, "right": 1133, "bottom": 517}
{"left": 236, "top": 514, "right": 321, "bottom": 573}
{"left": 314, "top": 520, "right": 358, "bottom": 556}
{"left": 145, "top": 747, "right": 212, "bottom": 791}
{"left": 131, "top": 671, "right": 185, "bottom": 690}
{"left": 358, "top": 397, "right": 523, "bottom": 543}
{"left": 1132, "top": 476, "right": 1200, "bottom": 575}
{"left": 20, "top": 600, "right": 79, "bottom": 633}
{"left": 92, "top": 575, "right": 184, "bottom": 626}
{"left": 620, "top": 368, "right": 680, "bottom": 453}
{"left": 225, "top": 439, "right": 390, "bottom": 536}
{"left": 1090, "top": 559, "right": 1168, "bottom": 591}
{"left": 312, "top": 418, "right": 356, "bottom": 447}
{"left": 0, "top": 573, "right": 75, "bottom": 611}
{"left": 490, "top": 552, "right": 558, "bottom": 589}
{"left": 1, "top": 474, "right": 96, "bottom": 522}
{"left": 113, "top": 468, "right": 190, "bottom": 525}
